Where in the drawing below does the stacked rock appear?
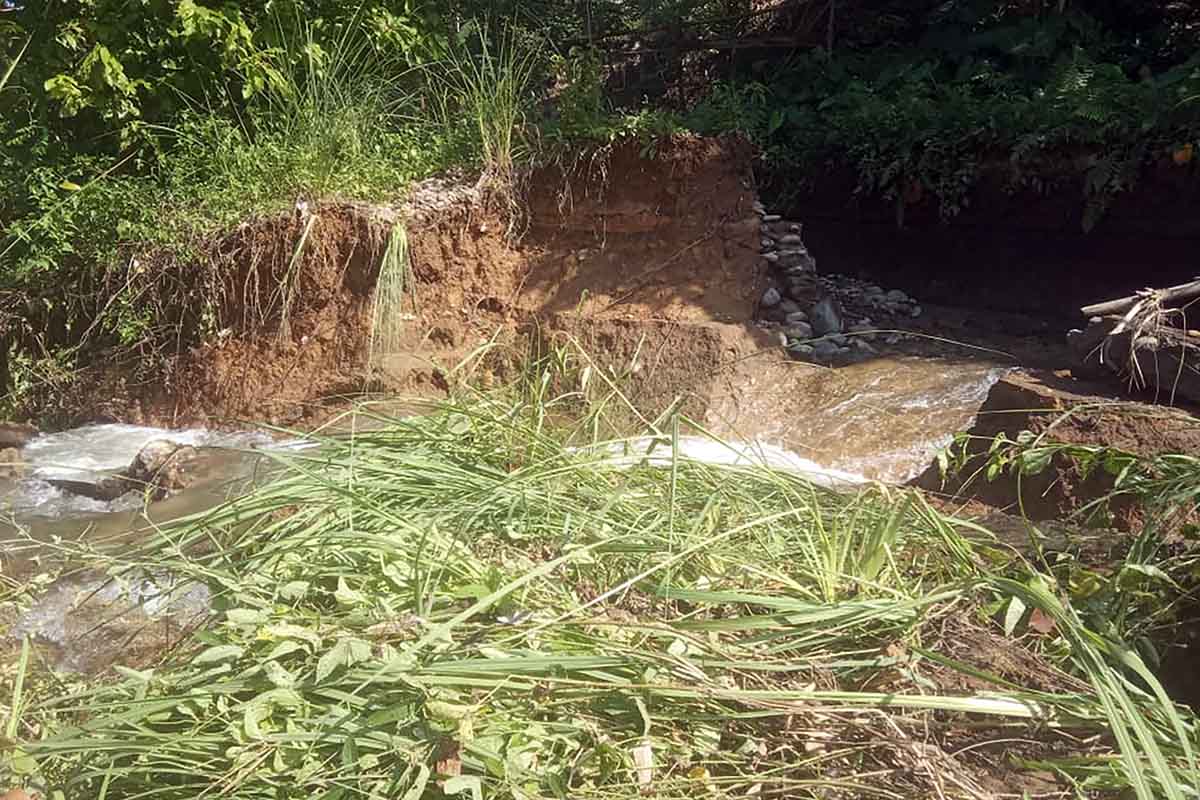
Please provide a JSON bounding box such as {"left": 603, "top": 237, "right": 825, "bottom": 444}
{"left": 752, "top": 201, "right": 923, "bottom": 363}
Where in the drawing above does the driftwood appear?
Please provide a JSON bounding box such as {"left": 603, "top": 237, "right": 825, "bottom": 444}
{"left": 1071, "top": 280, "right": 1200, "bottom": 405}
{"left": 1080, "top": 278, "right": 1200, "bottom": 318}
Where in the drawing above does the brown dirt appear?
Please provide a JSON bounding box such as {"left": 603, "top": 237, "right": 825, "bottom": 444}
{"left": 915, "top": 369, "right": 1200, "bottom": 531}
{"left": 53, "top": 134, "right": 766, "bottom": 431}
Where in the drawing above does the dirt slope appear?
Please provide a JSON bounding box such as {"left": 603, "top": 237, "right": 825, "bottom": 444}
{"left": 60, "top": 135, "right": 771, "bottom": 429}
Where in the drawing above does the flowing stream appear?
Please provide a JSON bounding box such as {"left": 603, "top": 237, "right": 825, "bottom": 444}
{"left": 1, "top": 356, "right": 1009, "bottom": 672}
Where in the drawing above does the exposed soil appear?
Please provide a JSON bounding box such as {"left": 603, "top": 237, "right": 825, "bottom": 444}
{"left": 49, "top": 134, "right": 770, "bottom": 431}
{"left": 915, "top": 370, "right": 1200, "bottom": 532}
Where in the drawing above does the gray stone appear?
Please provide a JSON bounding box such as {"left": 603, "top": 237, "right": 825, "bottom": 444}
{"left": 885, "top": 289, "right": 910, "bottom": 303}
{"left": 761, "top": 224, "right": 771, "bottom": 234}
{"left": 786, "top": 280, "right": 812, "bottom": 301}
{"left": 810, "top": 294, "right": 844, "bottom": 336}
{"left": 752, "top": 201, "right": 766, "bottom": 214}
{"left": 853, "top": 338, "right": 878, "bottom": 354}
{"left": 762, "top": 214, "right": 782, "bottom": 222}
{"left": 779, "top": 234, "right": 805, "bottom": 246}
{"left": 829, "top": 334, "right": 848, "bottom": 346}
{"left": 885, "top": 334, "right": 904, "bottom": 345}
{"left": 812, "top": 339, "right": 841, "bottom": 360}
{"left": 778, "top": 298, "right": 802, "bottom": 315}
{"left": 784, "top": 310, "right": 809, "bottom": 324}
{"left": 762, "top": 252, "right": 779, "bottom": 263}
{"left": 775, "top": 330, "right": 789, "bottom": 347}
{"left": 785, "top": 321, "right": 813, "bottom": 339}
{"left": 789, "top": 224, "right": 802, "bottom": 234}
{"left": 761, "top": 238, "right": 775, "bottom": 250}
{"left": 761, "top": 287, "right": 782, "bottom": 307}
{"left": 909, "top": 305, "right": 923, "bottom": 318}
{"left": 778, "top": 250, "right": 816, "bottom": 272}
{"left": 848, "top": 322, "right": 873, "bottom": 334}
{"left": 787, "top": 343, "right": 814, "bottom": 357}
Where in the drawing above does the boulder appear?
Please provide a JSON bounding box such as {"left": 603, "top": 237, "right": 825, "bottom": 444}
{"left": 0, "top": 422, "right": 37, "bottom": 449}
{"left": 49, "top": 440, "right": 200, "bottom": 503}
{"left": 810, "top": 294, "right": 845, "bottom": 337}
{"left": 128, "top": 440, "right": 199, "bottom": 496}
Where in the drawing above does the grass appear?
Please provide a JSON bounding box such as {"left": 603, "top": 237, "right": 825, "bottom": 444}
{"left": 4, "top": 349, "right": 1198, "bottom": 799}
{"left": 424, "top": 21, "right": 541, "bottom": 211}
{"left": 368, "top": 222, "right": 414, "bottom": 369}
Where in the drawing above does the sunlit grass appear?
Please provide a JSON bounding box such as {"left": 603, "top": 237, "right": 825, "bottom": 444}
{"left": 7, "top": 345, "right": 1198, "bottom": 799}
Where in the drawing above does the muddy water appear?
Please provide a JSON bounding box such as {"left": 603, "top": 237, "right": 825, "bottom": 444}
{"left": 713, "top": 355, "right": 1010, "bottom": 483}
{"left": 2, "top": 361, "right": 1007, "bottom": 671}
{"left": 6, "top": 424, "right": 271, "bottom": 520}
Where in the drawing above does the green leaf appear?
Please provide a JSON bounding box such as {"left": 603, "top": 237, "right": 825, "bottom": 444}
{"left": 334, "top": 577, "right": 367, "bottom": 607}
{"left": 280, "top": 580, "right": 310, "bottom": 600}
{"left": 1003, "top": 596, "right": 1026, "bottom": 637}
{"left": 443, "top": 776, "right": 482, "bottom": 800}
{"left": 226, "top": 608, "right": 267, "bottom": 625}
{"left": 194, "top": 644, "right": 245, "bottom": 665}
{"left": 316, "top": 637, "right": 372, "bottom": 683}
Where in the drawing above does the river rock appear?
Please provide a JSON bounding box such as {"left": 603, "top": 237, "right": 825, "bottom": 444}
{"left": 128, "top": 440, "right": 199, "bottom": 497}
{"left": 787, "top": 343, "right": 814, "bottom": 357}
{"left": 787, "top": 278, "right": 814, "bottom": 301}
{"left": 762, "top": 214, "right": 782, "bottom": 223}
{"left": 778, "top": 250, "right": 816, "bottom": 273}
{"left": 48, "top": 476, "right": 130, "bottom": 502}
{"left": 810, "top": 294, "right": 845, "bottom": 336}
{"left": 49, "top": 440, "right": 200, "bottom": 504}
{"left": 752, "top": 200, "right": 766, "bottom": 215}
{"left": 761, "top": 287, "right": 782, "bottom": 308}
{"left": 0, "top": 422, "right": 37, "bottom": 449}
{"left": 886, "top": 289, "right": 910, "bottom": 303}
{"left": 785, "top": 310, "right": 809, "bottom": 325}
{"left": 779, "top": 234, "right": 805, "bottom": 247}
{"left": 778, "top": 298, "right": 802, "bottom": 315}
{"left": 812, "top": 339, "right": 842, "bottom": 360}
{"left": 761, "top": 237, "right": 775, "bottom": 250}
{"left": 786, "top": 321, "right": 814, "bottom": 339}
{"left": 0, "top": 447, "right": 24, "bottom": 479}
{"left": 909, "top": 305, "right": 923, "bottom": 318}
{"left": 11, "top": 570, "right": 211, "bottom": 674}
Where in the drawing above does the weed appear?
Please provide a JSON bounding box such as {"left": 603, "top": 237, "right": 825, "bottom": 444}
{"left": 7, "top": 348, "right": 1199, "bottom": 799}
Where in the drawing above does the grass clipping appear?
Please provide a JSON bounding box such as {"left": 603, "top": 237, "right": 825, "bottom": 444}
{"left": 9, "top": 373, "right": 1200, "bottom": 799}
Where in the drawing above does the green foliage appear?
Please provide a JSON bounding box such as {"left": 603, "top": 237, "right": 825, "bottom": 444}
{"left": 8, "top": 353, "right": 1199, "bottom": 798}
{"left": 0, "top": 5, "right": 455, "bottom": 406}
{"left": 677, "top": 6, "right": 1200, "bottom": 227}
{"left": 940, "top": 424, "right": 1200, "bottom": 666}
{"left": 549, "top": 46, "right": 607, "bottom": 138}
{"left": 425, "top": 21, "right": 541, "bottom": 191}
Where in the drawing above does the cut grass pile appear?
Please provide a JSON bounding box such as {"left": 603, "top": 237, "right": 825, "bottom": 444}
{"left": 4, "top": 366, "right": 1199, "bottom": 799}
